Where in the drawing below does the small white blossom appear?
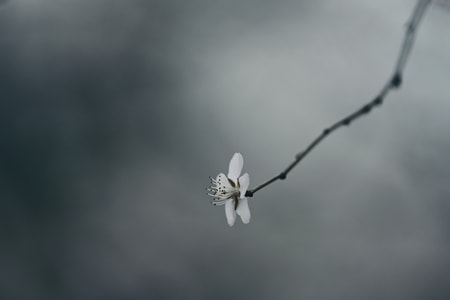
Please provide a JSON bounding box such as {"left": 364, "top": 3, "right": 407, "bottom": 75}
{"left": 208, "top": 153, "right": 250, "bottom": 226}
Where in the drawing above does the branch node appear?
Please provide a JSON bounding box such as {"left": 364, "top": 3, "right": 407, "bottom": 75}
{"left": 323, "top": 128, "right": 330, "bottom": 135}
{"left": 391, "top": 73, "right": 402, "bottom": 88}
{"left": 374, "top": 96, "right": 383, "bottom": 106}
{"left": 343, "top": 119, "right": 351, "bottom": 126}
{"left": 279, "top": 173, "right": 287, "bottom": 180}
{"left": 361, "top": 105, "right": 372, "bottom": 114}
{"left": 245, "top": 190, "right": 254, "bottom": 197}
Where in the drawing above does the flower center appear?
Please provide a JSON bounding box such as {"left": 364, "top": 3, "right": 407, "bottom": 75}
{"left": 227, "top": 178, "right": 240, "bottom": 189}
{"left": 208, "top": 176, "right": 241, "bottom": 205}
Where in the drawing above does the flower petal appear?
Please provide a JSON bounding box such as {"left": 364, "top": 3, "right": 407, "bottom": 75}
{"left": 227, "top": 153, "right": 243, "bottom": 182}
{"left": 236, "top": 198, "right": 251, "bottom": 224}
{"left": 238, "top": 173, "right": 250, "bottom": 198}
{"left": 216, "top": 173, "right": 232, "bottom": 188}
{"left": 225, "top": 199, "right": 236, "bottom": 226}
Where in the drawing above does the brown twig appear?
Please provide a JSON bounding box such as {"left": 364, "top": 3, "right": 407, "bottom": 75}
{"left": 246, "top": 0, "right": 431, "bottom": 197}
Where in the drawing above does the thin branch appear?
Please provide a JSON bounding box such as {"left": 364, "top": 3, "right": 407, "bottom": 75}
{"left": 246, "top": 0, "right": 431, "bottom": 198}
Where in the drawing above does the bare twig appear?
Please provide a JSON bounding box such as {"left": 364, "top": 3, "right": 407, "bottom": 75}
{"left": 246, "top": 0, "right": 431, "bottom": 198}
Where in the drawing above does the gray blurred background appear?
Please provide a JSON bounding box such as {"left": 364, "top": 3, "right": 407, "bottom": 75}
{"left": 1, "top": 0, "right": 450, "bottom": 299}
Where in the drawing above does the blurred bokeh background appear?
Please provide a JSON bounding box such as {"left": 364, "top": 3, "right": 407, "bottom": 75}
{"left": 1, "top": 0, "right": 450, "bottom": 299}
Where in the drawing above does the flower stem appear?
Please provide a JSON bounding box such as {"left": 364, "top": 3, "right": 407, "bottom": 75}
{"left": 246, "top": 0, "right": 431, "bottom": 198}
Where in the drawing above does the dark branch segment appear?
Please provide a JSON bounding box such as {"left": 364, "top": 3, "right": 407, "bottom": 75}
{"left": 245, "top": 0, "right": 431, "bottom": 198}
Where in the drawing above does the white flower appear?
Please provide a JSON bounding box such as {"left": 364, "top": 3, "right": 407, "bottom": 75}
{"left": 208, "top": 153, "right": 250, "bottom": 226}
